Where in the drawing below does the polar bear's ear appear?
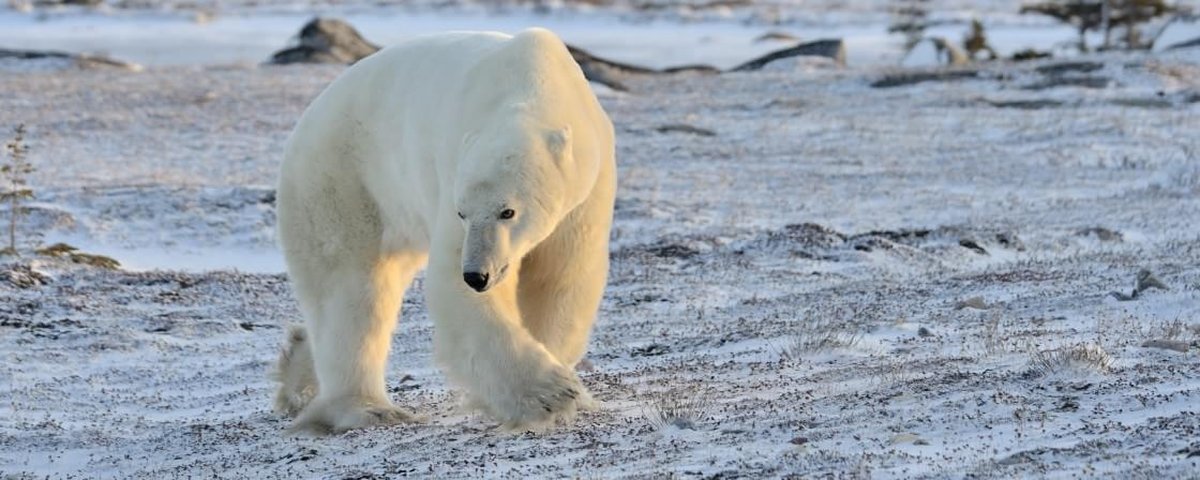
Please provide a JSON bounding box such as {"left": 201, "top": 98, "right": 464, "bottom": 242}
{"left": 546, "top": 126, "right": 571, "bottom": 157}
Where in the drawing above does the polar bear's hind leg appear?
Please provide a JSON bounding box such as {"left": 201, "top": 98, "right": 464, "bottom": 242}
{"left": 272, "top": 325, "right": 317, "bottom": 416}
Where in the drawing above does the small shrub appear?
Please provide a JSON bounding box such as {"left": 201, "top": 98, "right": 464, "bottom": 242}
{"left": 2, "top": 124, "right": 33, "bottom": 256}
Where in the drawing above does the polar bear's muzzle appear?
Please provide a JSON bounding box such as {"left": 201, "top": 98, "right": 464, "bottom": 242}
{"left": 462, "top": 263, "right": 509, "bottom": 293}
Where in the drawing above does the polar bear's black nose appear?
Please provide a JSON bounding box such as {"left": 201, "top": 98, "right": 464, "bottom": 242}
{"left": 463, "top": 272, "right": 489, "bottom": 292}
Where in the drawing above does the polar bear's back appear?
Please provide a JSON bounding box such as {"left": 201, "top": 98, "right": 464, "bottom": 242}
{"left": 280, "top": 28, "right": 608, "bottom": 240}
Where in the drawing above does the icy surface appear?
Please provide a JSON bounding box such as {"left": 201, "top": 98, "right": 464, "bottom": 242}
{"left": 1, "top": 38, "right": 1199, "bottom": 478}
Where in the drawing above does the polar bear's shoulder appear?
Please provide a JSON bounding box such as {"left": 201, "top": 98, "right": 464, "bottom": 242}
{"left": 506, "top": 28, "right": 569, "bottom": 52}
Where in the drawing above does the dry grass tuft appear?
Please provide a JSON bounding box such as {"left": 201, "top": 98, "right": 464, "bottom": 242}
{"left": 779, "top": 316, "right": 864, "bottom": 361}
{"left": 643, "top": 388, "right": 715, "bottom": 431}
{"left": 1028, "top": 343, "right": 1114, "bottom": 377}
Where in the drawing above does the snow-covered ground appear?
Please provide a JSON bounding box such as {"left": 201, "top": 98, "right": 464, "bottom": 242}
{"left": 2, "top": 8, "right": 1200, "bottom": 478}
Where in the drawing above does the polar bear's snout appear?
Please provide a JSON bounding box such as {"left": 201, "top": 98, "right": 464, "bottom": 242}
{"left": 463, "top": 272, "right": 489, "bottom": 291}
{"left": 462, "top": 263, "right": 509, "bottom": 292}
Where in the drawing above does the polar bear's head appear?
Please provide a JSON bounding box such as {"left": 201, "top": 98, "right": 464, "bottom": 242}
{"left": 454, "top": 121, "right": 592, "bottom": 293}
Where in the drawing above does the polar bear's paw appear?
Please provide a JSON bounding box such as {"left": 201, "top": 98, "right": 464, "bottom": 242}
{"left": 491, "top": 365, "right": 595, "bottom": 431}
{"left": 289, "top": 396, "right": 422, "bottom": 435}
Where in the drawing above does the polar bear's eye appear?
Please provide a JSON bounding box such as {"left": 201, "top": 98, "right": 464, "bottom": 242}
{"left": 457, "top": 212, "right": 465, "bottom": 220}
{"left": 499, "top": 209, "right": 515, "bottom": 220}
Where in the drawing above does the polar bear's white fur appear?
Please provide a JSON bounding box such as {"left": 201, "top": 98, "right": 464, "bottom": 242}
{"left": 271, "top": 28, "right": 616, "bottom": 433}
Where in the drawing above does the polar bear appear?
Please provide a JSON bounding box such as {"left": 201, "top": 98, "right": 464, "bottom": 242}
{"left": 271, "top": 28, "right": 616, "bottom": 433}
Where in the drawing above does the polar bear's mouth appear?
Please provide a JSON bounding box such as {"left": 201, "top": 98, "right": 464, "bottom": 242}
{"left": 492, "top": 263, "right": 510, "bottom": 285}
{"left": 485, "top": 263, "right": 510, "bottom": 292}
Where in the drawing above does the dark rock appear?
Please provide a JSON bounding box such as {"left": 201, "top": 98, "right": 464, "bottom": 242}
{"left": 566, "top": 44, "right": 718, "bottom": 92}
{"left": 631, "top": 343, "right": 671, "bottom": 357}
{"left": 646, "top": 244, "right": 700, "bottom": 259}
{"left": 871, "top": 70, "right": 980, "bottom": 88}
{"left": 1110, "top": 269, "right": 1169, "bottom": 301}
{"left": 995, "top": 232, "right": 1025, "bottom": 251}
{"left": 1135, "top": 269, "right": 1168, "bottom": 294}
{"left": 269, "top": 18, "right": 380, "bottom": 65}
{"left": 0, "top": 48, "right": 72, "bottom": 60}
{"left": 755, "top": 32, "right": 799, "bottom": 43}
{"left": 848, "top": 228, "right": 931, "bottom": 243}
{"left": 654, "top": 124, "right": 715, "bottom": 137}
{"left": 985, "top": 99, "right": 1066, "bottom": 109}
{"left": 1164, "top": 36, "right": 1200, "bottom": 50}
{"left": 1075, "top": 226, "right": 1123, "bottom": 241}
{"left": 1035, "top": 61, "right": 1103, "bottom": 75}
{"left": 1011, "top": 49, "right": 1054, "bottom": 61}
{"left": 0, "top": 48, "right": 141, "bottom": 71}
{"left": 1109, "top": 97, "right": 1175, "bottom": 108}
{"left": 1141, "top": 339, "right": 1189, "bottom": 352}
{"left": 729, "top": 39, "right": 845, "bottom": 71}
{"left": 958, "top": 239, "right": 988, "bottom": 255}
{"left": 1022, "top": 76, "right": 1112, "bottom": 90}
{"left": 2, "top": 263, "right": 51, "bottom": 288}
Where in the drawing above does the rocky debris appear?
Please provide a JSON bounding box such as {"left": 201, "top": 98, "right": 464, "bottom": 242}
{"left": 653, "top": 124, "right": 716, "bottom": 137}
{"left": 746, "top": 223, "right": 1022, "bottom": 262}
{"left": 1164, "top": 36, "right": 1200, "bottom": 50}
{"left": 754, "top": 31, "right": 798, "bottom": 43}
{"left": 645, "top": 243, "right": 700, "bottom": 259}
{"left": 1135, "top": 269, "right": 1169, "bottom": 293}
{"left": 11, "top": 0, "right": 102, "bottom": 8}
{"left": 631, "top": 343, "right": 671, "bottom": 357}
{"left": 954, "top": 296, "right": 990, "bottom": 310}
{"left": 759, "top": 223, "right": 846, "bottom": 254}
{"left": 958, "top": 238, "right": 988, "bottom": 255}
{"left": 1011, "top": 48, "right": 1055, "bottom": 61}
{"left": 2, "top": 263, "right": 51, "bottom": 288}
{"left": 1110, "top": 269, "right": 1169, "bottom": 301}
{"left": 1076, "top": 226, "right": 1123, "bottom": 241}
{"left": 985, "top": 99, "right": 1066, "bottom": 109}
{"left": 1141, "top": 339, "right": 1190, "bottom": 352}
{"left": 729, "top": 39, "right": 845, "bottom": 71}
{"left": 0, "top": 48, "right": 142, "bottom": 71}
{"left": 265, "top": 18, "right": 847, "bottom": 91}
{"left": 268, "top": 18, "right": 380, "bottom": 65}
{"left": 566, "top": 44, "right": 718, "bottom": 91}
{"left": 1022, "top": 76, "right": 1113, "bottom": 90}
{"left": 1036, "top": 61, "right": 1104, "bottom": 75}
{"left": 871, "top": 70, "right": 980, "bottom": 88}
{"left": 889, "top": 433, "right": 930, "bottom": 445}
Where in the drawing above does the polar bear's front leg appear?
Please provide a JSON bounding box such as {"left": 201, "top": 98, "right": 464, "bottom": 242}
{"left": 426, "top": 250, "right": 590, "bottom": 430}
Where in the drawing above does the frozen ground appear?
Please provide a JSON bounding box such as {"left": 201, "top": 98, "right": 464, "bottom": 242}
{"left": 2, "top": 40, "right": 1200, "bottom": 478}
